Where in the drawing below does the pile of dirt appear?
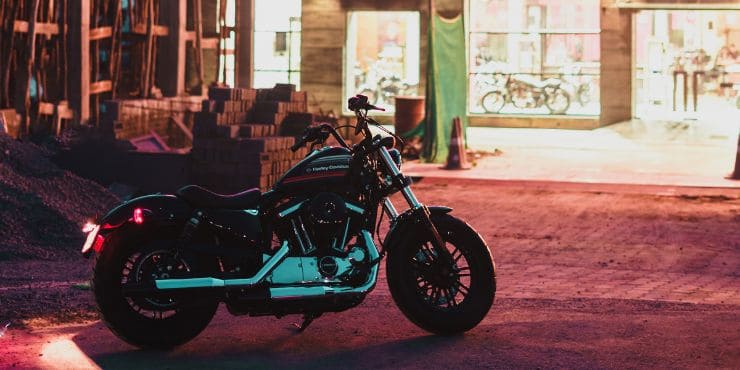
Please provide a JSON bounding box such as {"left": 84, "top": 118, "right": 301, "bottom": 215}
{"left": 0, "top": 135, "right": 119, "bottom": 260}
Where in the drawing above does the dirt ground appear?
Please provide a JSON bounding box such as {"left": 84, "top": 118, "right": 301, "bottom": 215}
{"left": 0, "top": 179, "right": 738, "bottom": 369}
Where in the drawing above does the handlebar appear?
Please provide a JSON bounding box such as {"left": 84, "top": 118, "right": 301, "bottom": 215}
{"left": 290, "top": 94, "right": 403, "bottom": 153}
{"left": 291, "top": 123, "right": 349, "bottom": 152}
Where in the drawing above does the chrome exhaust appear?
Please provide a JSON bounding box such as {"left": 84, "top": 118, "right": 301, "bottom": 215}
{"left": 154, "top": 231, "right": 381, "bottom": 300}
{"left": 154, "top": 241, "right": 290, "bottom": 290}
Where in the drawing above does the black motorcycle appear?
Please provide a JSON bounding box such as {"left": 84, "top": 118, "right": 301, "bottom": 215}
{"left": 481, "top": 73, "right": 570, "bottom": 115}
{"left": 81, "top": 95, "right": 497, "bottom": 349}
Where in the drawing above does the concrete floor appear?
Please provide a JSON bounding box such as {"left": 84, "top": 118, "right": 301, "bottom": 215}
{"left": 403, "top": 118, "right": 740, "bottom": 187}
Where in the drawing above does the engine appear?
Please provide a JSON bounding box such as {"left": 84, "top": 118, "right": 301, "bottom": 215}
{"left": 270, "top": 192, "right": 368, "bottom": 284}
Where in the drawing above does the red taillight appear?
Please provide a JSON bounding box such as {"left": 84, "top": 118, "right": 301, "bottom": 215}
{"left": 92, "top": 234, "right": 105, "bottom": 253}
{"left": 133, "top": 208, "right": 145, "bottom": 224}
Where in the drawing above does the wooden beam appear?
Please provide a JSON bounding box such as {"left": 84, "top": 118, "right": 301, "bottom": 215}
{"left": 201, "top": 37, "right": 219, "bottom": 50}
{"left": 37, "top": 102, "right": 55, "bottom": 115}
{"left": 90, "top": 80, "right": 112, "bottom": 94}
{"left": 235, "top": 0, "right": 254, "bottom": 88}
{"left": 69, "top": 0, "right": 91, "bottom": 124}
{"left": 170, "top": 113, "right": 193, "bottom": 140}
{"left": 23, "top": 0, "right": 41, "bottom": 136}
{"left": 89, "top": 26, "right": 113, "bottom": 41}
{"left": 131, "top": 23, "right": 169, "bottom": 37}
{"left": 157, "top": 0, "right": 187, "bottom": 97}
{"left": 13, "top": 20, "right": 59, "bottom": 35}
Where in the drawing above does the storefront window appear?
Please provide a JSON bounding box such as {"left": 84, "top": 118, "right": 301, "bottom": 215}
{"left": 634, "top": 10, "right": 740, "bottom": 120}
{"left": 468, "top": 0, "right": 600, "bottom": 116}
{"left": 345, "top": 11, "right": 421, "bottom": 113}
{"left": 253, "top": 0, "right": 301, "bottom": 89}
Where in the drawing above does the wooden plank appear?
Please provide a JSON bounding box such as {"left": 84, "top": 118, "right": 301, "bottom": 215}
{"left": 170, "top": 113, "right": 193, "bottom": 140}
{"left": 69, "top": 0, "right": 91, "bottom": 124}
{"left": 90, "top": 80, "right": 112, "bottom": 94}
{"left": 201, "top": 37, "right": 218, "bottom": 49}
{"left": 89, "top": 26, "right": 113, "bottom": 41}
{"left": 13, "top": 21, "right": 60, "bottom": 35}
{"left": 131, "top": 23, "right": 169, "bottom": 36}
{"left": 57, "top": 102, "right": 75, "bottom": 120}
{"left": 37, "top": 102, "right": 55, "bottom": 115}
{"left": 157, "top": 0, "right": 187, "bottom": 97}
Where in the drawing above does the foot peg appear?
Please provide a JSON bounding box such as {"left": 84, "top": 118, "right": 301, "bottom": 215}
{"left": 292, "top": 313, "right": 321, "bottom": 332}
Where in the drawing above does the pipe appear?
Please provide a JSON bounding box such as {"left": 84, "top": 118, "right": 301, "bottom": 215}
{"left": 155, "top": 240, "right": 290, "bottom": 290}
{"left": 154, "top": 230, "right": 381, "bottom": 301}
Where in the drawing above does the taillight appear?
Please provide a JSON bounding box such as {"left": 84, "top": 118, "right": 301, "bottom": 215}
{"left": 133, "top": 208, "right": 145, "bottom": 224}
{"left": 92, "top": 234, "right": 105, "bottom": 253}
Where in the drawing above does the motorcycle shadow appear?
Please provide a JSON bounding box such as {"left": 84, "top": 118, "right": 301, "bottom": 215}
{"left": 69, "top": 304, "right": 475, "bottom": 369}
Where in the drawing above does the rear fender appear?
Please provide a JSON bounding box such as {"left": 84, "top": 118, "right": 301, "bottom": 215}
{"left": 97, "top": 194, "right": 191, "bottom": 235}
{"left": 382, "top": 206, "right": 452, "bottom": 253}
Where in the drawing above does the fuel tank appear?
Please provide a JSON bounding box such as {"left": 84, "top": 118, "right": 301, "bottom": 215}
{"left": 273, "top": 146, "right": 352, "bottom": 192}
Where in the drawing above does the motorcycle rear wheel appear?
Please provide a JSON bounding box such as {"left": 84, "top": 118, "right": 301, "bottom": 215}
{"left": 92, "top": 226, "right": 219, "bottom": 349}
{"left": 386, "top": 214, "right": 496, "bottom": 335}
{"left": 481, "top": 91, "right": 506, "bottom": 113}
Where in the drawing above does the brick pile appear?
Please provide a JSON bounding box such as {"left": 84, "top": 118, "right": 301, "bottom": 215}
{"left": 191, "top": 84, "right": 314, "bottom": 193}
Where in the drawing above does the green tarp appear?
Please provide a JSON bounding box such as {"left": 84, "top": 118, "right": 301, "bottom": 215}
{"left": 421, "top": 10, "right": 468, "bottom": 163}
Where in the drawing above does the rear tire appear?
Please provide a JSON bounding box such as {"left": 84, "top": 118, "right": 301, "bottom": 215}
{"left": 92, "top": 227, "right": 219, "bottom": 349}
{"left": 387, "top": 214, "right": 496, "bottom": 335}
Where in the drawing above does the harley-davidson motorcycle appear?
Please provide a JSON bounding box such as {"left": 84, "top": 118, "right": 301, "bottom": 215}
{"left": 81, "top": 95, "right": 496, "bottom": 349}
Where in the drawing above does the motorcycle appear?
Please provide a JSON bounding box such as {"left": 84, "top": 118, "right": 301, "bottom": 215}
{"left": 81, "top": 95, "right": 497, "bottom": 349}
{"left": 481, "top": 74, "right": 570, "bottom": 115}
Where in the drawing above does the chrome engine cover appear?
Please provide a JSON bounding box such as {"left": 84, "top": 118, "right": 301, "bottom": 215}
{"left": 265, "top": 245, "right": 367, "bottom": 285}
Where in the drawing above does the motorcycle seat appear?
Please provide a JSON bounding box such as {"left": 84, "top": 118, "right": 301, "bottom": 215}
{"left": 176, "top": 185, "right": 261, "bottom": 210}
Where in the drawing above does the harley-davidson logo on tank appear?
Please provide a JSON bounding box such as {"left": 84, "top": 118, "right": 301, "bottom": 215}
{"left": 305, "top": 155, "right": 350, "bottom": 174}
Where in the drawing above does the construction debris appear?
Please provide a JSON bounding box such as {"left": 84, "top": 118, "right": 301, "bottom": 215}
{"left": 0, "top": 134, "right": 118, "bottom": 260}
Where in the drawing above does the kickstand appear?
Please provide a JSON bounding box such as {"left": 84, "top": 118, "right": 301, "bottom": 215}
{"left": 292, "top": 313, "right": 321, "bottom": 333}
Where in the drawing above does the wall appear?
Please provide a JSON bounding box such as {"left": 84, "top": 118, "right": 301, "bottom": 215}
{"left": 599, "top": 1, "right": 633, "bottom": 126}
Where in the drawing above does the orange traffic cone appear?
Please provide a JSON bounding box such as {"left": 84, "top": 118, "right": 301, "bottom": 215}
{"left": 443, "top": 117, "right": 471, "bottom": 170}
{"left": 731, "top": 134, "right": 740, "bottom": 180}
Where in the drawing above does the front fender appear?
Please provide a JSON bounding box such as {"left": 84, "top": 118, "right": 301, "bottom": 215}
{"left": 98, "top": 194, "right": 191, "bottom": 233}
{"left": 382, "top": 206, "right": 452, "bottom": 252}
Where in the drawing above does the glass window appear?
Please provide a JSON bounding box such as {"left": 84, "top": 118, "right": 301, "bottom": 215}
{"left": 253, "top": 0, "right": 301, "bottom": 89}
{"left": 345, "top": 11, "right": 421, "bottom": 113}
{"left": 469, "top": 0, "right": 601, "bottom": 116}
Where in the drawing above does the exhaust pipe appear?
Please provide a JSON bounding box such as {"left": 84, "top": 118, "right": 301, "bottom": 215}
{"left": 154, "top": 241, "right": 290, "bottom": 290}
{"left": 154, "top": 231, "right": 381, "bottom": 301}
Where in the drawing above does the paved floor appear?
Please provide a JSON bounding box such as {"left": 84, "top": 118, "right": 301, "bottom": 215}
{"left": 1, "top": 180, "right": 738, "bottom": 369}
{"left": 402, "top": 118, "right": 740, "bottom": 187}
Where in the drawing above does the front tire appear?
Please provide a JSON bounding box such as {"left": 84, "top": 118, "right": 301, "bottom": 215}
{"left": 387, "top": 214, "right": 496, "bottom": 335}
{"left": 92, "top": 227, "right": 219, "bottom": 349}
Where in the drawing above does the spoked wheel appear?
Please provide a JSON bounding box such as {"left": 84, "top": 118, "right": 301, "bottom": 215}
{"left": 481, "top": 90, "right": 506, "bottom": 113}
{"left": 92, "top": 227, "right": 219, "bottom": 349}
{"left": 387, "top": 214, "right": 496, "bottom": 335}
{"left": 545, "top": 87, "right": 570, "bottom": 114}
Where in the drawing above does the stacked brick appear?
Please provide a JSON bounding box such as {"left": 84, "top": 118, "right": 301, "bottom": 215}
{"left": 191, "top": 84, "right": 313, "bottom": 193}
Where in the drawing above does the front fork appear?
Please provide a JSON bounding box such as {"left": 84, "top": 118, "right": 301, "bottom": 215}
{"left": 378, "top": 147, "right": 449, "bottom": 256}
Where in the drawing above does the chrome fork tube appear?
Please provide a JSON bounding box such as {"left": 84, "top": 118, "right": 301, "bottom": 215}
{"left": 378, "top": 146, "right": 421, "bottom": 209}
{"left": 383, "top": 197, "right": 398, "bottom": 221}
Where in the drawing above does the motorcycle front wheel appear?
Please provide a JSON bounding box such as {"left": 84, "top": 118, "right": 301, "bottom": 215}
{"left": 92, "top": 226, "right": 219, "bottom": 349}
{"left": 387, "top": 214, "right": 496, "bottom": 335}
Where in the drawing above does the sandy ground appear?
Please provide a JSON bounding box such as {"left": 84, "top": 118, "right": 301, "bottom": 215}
{"left": 0, "top": 179, "right": 738, "bottom": 369}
